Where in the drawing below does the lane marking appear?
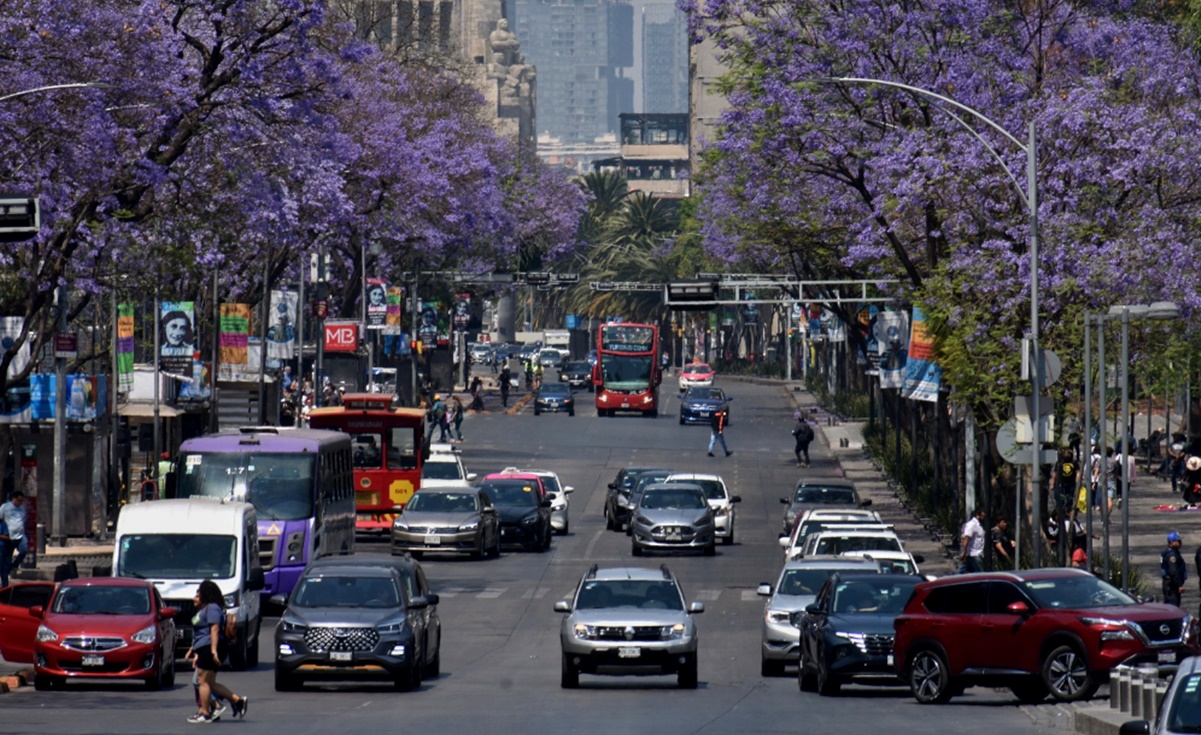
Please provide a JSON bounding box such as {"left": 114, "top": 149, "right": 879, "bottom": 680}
{"left": 478, "top": 587, "right": 506, "bottom": 599}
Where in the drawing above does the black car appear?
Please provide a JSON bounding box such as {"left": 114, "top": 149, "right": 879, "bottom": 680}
{"left": 480, "top": 475, "right": 553, "bottom": 551}
{"left": 534, "top": 382, "right": 575, "bottom": 416}
{"left": 796, "top": 572, "right": 921, "bottom": 696}
{"left": 605, "top": 467, "right": 671, "bottom": 532}
{"left": 679, "top": 387, "right": 732, "bottom": 425}
{"left": 272, "top": 555, "right": 442, "bottom": 692}
{"left": 559, "top": 361, "right": 593, "bottom": 391}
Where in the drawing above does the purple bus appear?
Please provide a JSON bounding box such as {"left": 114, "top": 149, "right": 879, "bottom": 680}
{"left": 176, "top": 427, "right": 355, "bottom": 598}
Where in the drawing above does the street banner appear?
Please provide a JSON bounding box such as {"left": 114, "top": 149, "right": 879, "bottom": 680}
{"left": 874, "top": 310, "right": 909, "bottom": 389}
{"left": 160, "top": 301, "right": 195, "bottom": 378}
{"left": 453, "top": 293, "right": 471, "bottom": 328}
{"left": 384, "top": 287, "right": 403, "bottom": 334}
{"left": 116, "top": 305, "right": 135, "bottom": 392}
{"left": 30, "top": 374, "right": 107, "bottom": 420}
{"left": 418, "top": 301, "right": 442, "bottom": 348}
{"left": 179, "top": 361, "right": 212, "bottom": 400}
{"left": 903, "top": 306, "right": 941, "bottom": 402}
{"left": 267, "top": 290, "right": 298, "bottom": 362}
{"left": 219, "top": 303, "right": 251, "bottom": 381}
{"left": 366, "top": 278, "right": 388, "bottom": 329}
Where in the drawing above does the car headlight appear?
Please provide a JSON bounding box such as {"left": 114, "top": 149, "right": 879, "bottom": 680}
{"left": 377, "top": 622, "right": 407, "bottom": 634}
{"left": 280, "top": 619, "right": 307, "bottom": 634}
{"left": 521, "top": 513, "right": 539, "bottom": 525}
{"left": 224, "top": 592, "right": 239, "bottom": 609}
{"left": 713, "top": 506, "right": 730, "bottom": 517}
{"left": 833, "top": 631, "right": 869, "bottom": 653}
{"left": 634, "top": 515, "right": 651, "bottom": 526}
{"left": 766, "top": 609, "right": 792, "bottom": 625}
{"left": 552, "top": 499, "right": 567, "bottom": 511}
{"left": 459, "top": 521, "right": 479, "bottom": 532}
{"left": 661, "top": 623, "right": 687, "bottom": 640}
{"left": 132, "top": 624, "right": 158, "bottom": 644}
{"left": 393, "top": 519, "right": 410, "bottom": 531}
{"left": 572, "top": 623, "right": 599, "bottom": 640}
{"left": 36, "top": 625, "right": 58, "bottom": 643}
{"left": 695, "top": 516, "right": 713, "bottom": 526}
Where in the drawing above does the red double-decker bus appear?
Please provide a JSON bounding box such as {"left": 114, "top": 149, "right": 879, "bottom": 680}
{"left": 593, "top": 322, "right": 662, "bottom": 417}
{"left": 307, "top": 394, "right": 425, "bottom": 532}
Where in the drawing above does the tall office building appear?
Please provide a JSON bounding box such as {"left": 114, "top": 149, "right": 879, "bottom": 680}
{"left": 512, "top": 0, "right": 634, "bottom": 144}
{"left": 641, "top": 4, "right": 687, "bottom": 113}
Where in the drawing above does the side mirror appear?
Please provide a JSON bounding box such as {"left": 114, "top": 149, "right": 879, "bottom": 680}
{"left": 1006, "top": 601, "right": 1030, "bottom": 616}
{"left": 780, "top": 498, "right": 790, "bottom": 505}
{"left": 425, "top": 593, "right": 439, "bottom": 606}
{"left": 466, "top": 473, "right": 478, "bottom": 482}
{"left": 608, "top": 483, "right": 616, "bottom": 490}
{"left": 247, "top": 567, "right": 265, "bottom": 592}
{"left": 1118, "top": 721, "right": 1151, "bottom": 735}
{"left": 564, "top": 487, "right": 574, "bottom": 494}
{"left": 913, "top": 554, "right": 925, "bottom": 564}
{"left": 541, "top": 499, "right": 552, "bottom": 508}
{"left": 554, "top": 600, "right": 571, "bottom": 613}
{"left": 269, "top": 594, "right": 288, "bottom": 608}
{"left": 757, "top": 583, "right": 772, "bottom": 597}
{"left": 805, "top": 603, "right": 823, "bottom": 615}
{"left": 860, "top": 499, "right": 873, "bottom": 508}
{"left": 731, "top": 495, "right": 742, "bottom": 503}
{"left": 161, "top": 607, "right": 178, "bottom": 619}
{"left": 408, "top": 596, "right": 430, "bottom": 610}
{"left": 778, "top": 537, "right": 791, "bottom": 549}
{"left": 28, "top": 605, "right": 43, "bottom": 619}
{"left": 688, "top": 601, "right": 704, "bottom": 614}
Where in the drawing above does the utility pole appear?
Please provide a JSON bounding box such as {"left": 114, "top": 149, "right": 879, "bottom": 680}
{"left": 51, "top": 284, "right": 67, "bottom": 546}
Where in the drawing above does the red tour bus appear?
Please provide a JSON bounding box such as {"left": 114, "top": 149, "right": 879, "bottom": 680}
{"left": 593, "top": 322, "right": 662, "bottom": 417}
{"left": 307, "top": 393, "right": 426, "bottom": 532}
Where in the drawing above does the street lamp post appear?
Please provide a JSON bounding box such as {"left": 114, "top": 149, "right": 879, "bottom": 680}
{"left": 823, "top": 77, "right": 1042, "bottom": 566}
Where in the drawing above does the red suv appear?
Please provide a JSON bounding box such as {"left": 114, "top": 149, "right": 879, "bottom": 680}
{"left": 893, "top": 568, "right": 1197, "bottom": 704}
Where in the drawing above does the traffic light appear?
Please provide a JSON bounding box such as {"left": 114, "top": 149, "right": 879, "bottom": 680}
{"left": 667, "top": 281, "right": 718, "bottom": 311}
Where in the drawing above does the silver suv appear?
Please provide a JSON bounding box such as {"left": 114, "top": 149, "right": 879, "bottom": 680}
{"left": 555, "top": 564, "right": 704, "bottom": 689}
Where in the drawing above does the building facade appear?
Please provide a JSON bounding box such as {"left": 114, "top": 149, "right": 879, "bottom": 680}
{"left": 641, "top": 3, "right": 688, "bottom": 114}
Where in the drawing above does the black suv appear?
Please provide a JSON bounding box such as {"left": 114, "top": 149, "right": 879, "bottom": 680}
{"left": 273, "top": 555, "right": 441, "bottom": 691}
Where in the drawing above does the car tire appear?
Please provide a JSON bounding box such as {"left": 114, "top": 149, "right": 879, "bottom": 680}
{"left": 162, "top": 650, "right": 176, "bottom": 687}
{"left": 395, "top": 663, "right": 420, "bottom": 692}
{"left": 247, "top": 618, "right": 261, "bottom": 667}
{"left": 817, "top": 657, "right": 841, "bottom": 697}
{"left": 568, "top": 410, "right": 575, "bottom": 417}
{"left": 534, "top": 407, "right": 541, "bottom": 416}
{"left": 490, "top": 529, "right": 502, "bottom": 558}
{"left": 274, "top": 668, "right": 302, "bottom": 691}
{"left": 230, "top": 632, "right": 251, "bottom": 671}
{"left": 678, "top": 654, "right": 698, "bottom": 689}
{"left": 410, "top": 550, "right": 424, "bottom": 560}
{"left": 426, "top": 649, "right": 441, "bottom": 679}
{"left": 908, "top": 648, "right": 955, "bottom": 704}
{"left": 631, "top": 541, "right": 643, "bottom": 556}
{"left": 723, "top": 526, "right": 734, "bottom": 545}
{"left": 761, "top": 657, "right": 785, "bottom": 677}
{"left": 1041, "top": 644, "right": 1098, "bottom": 702}
{"left": 679, "top": 415, "right": 685, "bottom": 425}
{"left": 471, "top": 533, "right": 485, "bottom": 560}
{"left": 703, "top": 541, "right": 716, "bottom": 557}
{"left": 798, "top": 656, "right": 818, "bottom": 692}
{"left": 145, "top": 666, "right": 163, "bottom": 691}
{"left": 1011, "top": 680, "right": 1048, "bottom": 704}
{"left": 561, "top": 652, "right": 579, "bottom": 689}
{"left": 559, "top": 519, "right": 569, "bottom": 535}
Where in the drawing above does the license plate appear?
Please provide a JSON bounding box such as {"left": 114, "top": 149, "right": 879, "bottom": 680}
{"left": 425, "top": 534, "right": 441, "bottom": 545}
{"left": 621, "top": 403, "right": 629, "bottom": 408}
{"left": 617, "top": 647, "right": 641, "bottom": 659}
{"left": 886, "top": 654, "right": 894, "bottom": 667}
{"left": 666, "top": 533, "right": 681, "bottom": 541}
{"left": 82, "top": 654, "right": 104, "bottom": 667}
{"left": 700, "top": 411, "right": 710, "bottom": 416}
{"left": 1159, "top": 651, "right": 1177, "bottom": 664}
{"left": 330, "top": 651, "right": 352, "bottom": 662}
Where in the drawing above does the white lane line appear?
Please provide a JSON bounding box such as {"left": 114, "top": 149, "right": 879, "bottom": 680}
{"left": 521, "top": 587, "right": 552, "bottom": 600}
{"left": 694, "top": 589, "right": 721, "bottom": 601}
{"left": 740, "top": 589, "right": 761, "bottom": 602}
{"left": 477, "top": 588, "right": 507, "bottom": 599}
{"left": 438, "top": 587, "right": 466, "bottom": 598}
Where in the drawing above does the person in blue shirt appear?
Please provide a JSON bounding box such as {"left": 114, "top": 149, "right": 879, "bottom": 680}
{"left": 1162, "top": 531, "right": 1187, "bottom": 607}
{"left": 0, "top": 491, "right": 27, "bottom": 580}
{"left": 185, "top": 580, "right": 249, "bottom": 723}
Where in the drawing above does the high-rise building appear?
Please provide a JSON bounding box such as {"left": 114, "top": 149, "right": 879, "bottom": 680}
{"left": 512, "top": 0, "right": 634, "bottom": 145}
{"left": 641, "top": 4, "right": 687, "bottom": 114}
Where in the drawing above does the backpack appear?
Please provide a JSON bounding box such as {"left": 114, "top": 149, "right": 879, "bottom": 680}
{"left": 793, "top": 423, "right": 813, "bottom": 442}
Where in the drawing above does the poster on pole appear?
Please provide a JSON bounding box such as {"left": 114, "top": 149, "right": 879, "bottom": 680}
{"left": 160, "top": 301, "right": 196, "bottom": 378}
{"left": 116, "top": 305, "right": 135, "bottom": 392}
{"left": 902, "top": 306, "right": 941, "bottom": 402}
{"left": 874, "top": 310, "right": 909, "bottom": 389}
{"left": 365, "top": 278, "right": 388, "bottom": 329}
{"left": 218, "top": 303, "right": 251, "bottom": 381}
{"left": 384, "top": 286, "right": 403, "bottom": 334}
{"left": 267, "top": 290, "right": 298, "bottom": 362}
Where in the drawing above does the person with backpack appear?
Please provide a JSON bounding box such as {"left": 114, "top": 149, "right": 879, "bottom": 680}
{"left": 792, "top": 416, "right": 815, "bottom": 467}
{"left": 427, "top": 394, "right": 449, "bottom": 443}
{"left": 186, "top": 580, "right": 248, "bottom": 723}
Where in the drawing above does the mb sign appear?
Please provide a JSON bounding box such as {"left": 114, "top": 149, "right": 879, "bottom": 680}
{"left": 324, "top": 323, "right": 358, "bottom": 352}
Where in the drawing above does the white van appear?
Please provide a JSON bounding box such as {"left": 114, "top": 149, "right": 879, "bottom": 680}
{"left": 112, "top": 498, "right": 265, "bottom": 669}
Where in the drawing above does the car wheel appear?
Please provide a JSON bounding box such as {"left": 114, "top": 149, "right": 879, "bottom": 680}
{"left": 604, "top": 506, "right": 616, "bottom": 531}
{"left": 703, "top": 541, "right": 716, "bottom": 557}
{"left": 723, "top": 526, "right": 734, "bottom": 545}
{"left": 230, "top": 632, "right": 250, "bottom": 671}
{"left": 679, "top": 415, "right": 685, "bottom": 425}
{"left": 631, "top": 541, "right": 643, "bottom": 556}
{"left": 678, "top": 654, "right": 698, "bottom": 689}
{"left": 394, "top": 664, "right": 419, "bottom": 692}
{"left": 568, "top": 409, "right": 575, "bottom": 416}
{"left": 561, "top": 652, "right": 579, "bottom": 689}
{"left": 410, "top": 550, "right": 424, "bottom": 560}
{"left": 908, "top": 648, "right": 954, "bottom": 704}
{"left": 761, "top": 657, "right": 785, "bottom": 677}
{"left": 425, "top": 648, "right": 441, "bottom": 678}
{"left": 798, "top": 653, "right": 818, "bottom": 692}
{"left": 145, "top": 665, "right": 163, "bottom": 690}
{"left": 534, "top": 406, "right": 541, "bottom": 415}
{"left": 490, "top": 529, "right": 502, "bottom": 558}
{"left": 649, "top": 408, "right": 658, "bottom": 418}
{"left": 247, "top": 619, "right": 261, "bottom": 667}
{"left": 559, "top": 519, "right": 569, "bottom": 535}
{"left": 816, "top": 653, "right": 841, "bottom": 696}
{"left": 471, "top": 533, "right": 485, "bottom": 560}
{"left": 275, "top": 666, "right": 303, "bottom": 691}
{"left": 1010, "top": 680, "right": 1048, "bottom": 704}
{"left": 1041, "top": 644, "right": 1098, "bottom": 702}
{"left": 162, "top": 649, "right": 176, "bottom": 687}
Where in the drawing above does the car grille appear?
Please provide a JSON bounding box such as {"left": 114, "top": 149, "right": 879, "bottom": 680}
{"left": 1135, "top": 618, "right": 1184, "bottom": 644}
{"left": 304, "top": 626, "right": 380, "bottom": 653}
{"left": 843, "top": 632, "right": 894, "bottom": 656}
{"left": 259, "top": 536, "right": 278, "bottom": 571}
{"left": 651, "top": 525, "right": 697, "bottom": 541}
{"left": 61, "top": 636, "right": 127, "bottom": 652}
{"left": 413, "top": 526, "right": 460, "bottom": 534}
{"left": 593, "top": 625, "right": 669, "bottom": 642}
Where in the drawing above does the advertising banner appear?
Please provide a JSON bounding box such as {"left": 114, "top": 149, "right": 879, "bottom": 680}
{"left": 384, "top": 287, "right": 403, "bottom": 334}
{"left": 875, "top": 310, "right": 909, "bottom": 389}
{"left": 267, "top": 290, "right": 298, "bottom": 362}
{"left": 160, "top": 301, "right": 195, "bottom": 378}
{"left": 218, "top": 304, "right": 251, "bottom": 381}
{"left": 902, "top": 306, "right": 941, "bottom": 402}
{"left": 116, "top": 305, "right": 135, "bottom": 392}
{"left": 366, "top": 278, "right": 388, "bottom": 329}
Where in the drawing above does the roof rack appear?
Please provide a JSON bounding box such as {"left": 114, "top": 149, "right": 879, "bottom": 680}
{"left": 659, "top": 563, "right": 672, "bottom": 580}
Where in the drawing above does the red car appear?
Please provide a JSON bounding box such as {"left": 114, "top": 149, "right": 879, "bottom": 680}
{"left": 0, "top": 578, "right": 177, "bottom": 690}
{"left": 893, "top": 568, "right": 1198, "bottom": 704}
{"left": 678, "top": 363, "right": 715, "bottom": 391}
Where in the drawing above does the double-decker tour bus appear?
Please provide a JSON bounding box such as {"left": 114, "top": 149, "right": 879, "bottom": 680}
{"left": 176, "top": 427, "right": 355, "bottom": 597}
{"left": 307, "top": 393, "right": 426, "bottom": 533}
{"left": 593, "top": 322, "right": 662, "bottom": 417}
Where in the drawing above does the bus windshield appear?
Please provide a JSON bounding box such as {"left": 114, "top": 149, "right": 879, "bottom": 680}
{"left": 599, "top": 354, "right": 652, "bottom": 391}
{"left": 177, "top": 452, "right": 315, "bottom": 521}
{"left": 117, "top": 533, "right": 237, "bottom": 580}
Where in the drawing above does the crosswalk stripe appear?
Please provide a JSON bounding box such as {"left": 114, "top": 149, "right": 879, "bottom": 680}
{"left": 520, "top": 587, "right": 552, "bottom": 599}
{"left": 438, "top": 587, "right": 466, "bottom": 598}
{"left": 694, "top": 589, "right": 721, "bottom": 601}
{"left": 477, "top": 588, "right": 507, "bottom": 599}
{"left": 740, "top": 589, "right": 761, "bottom": 602}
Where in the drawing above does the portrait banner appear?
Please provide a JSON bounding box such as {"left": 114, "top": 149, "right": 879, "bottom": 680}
{"left": 366, "top": 278, "right": 388, "bottom": 329}
{"left": 267, "top": 290, "right": 298, "bottom": 361}
{"left": 219, "top": 303, "right": 251, "bottom": 381}
{"left": 160, "top": 301, "right": 195, "bottom": 378}
{"left": 874, "top": 311, "right": 909, "bottom": 389}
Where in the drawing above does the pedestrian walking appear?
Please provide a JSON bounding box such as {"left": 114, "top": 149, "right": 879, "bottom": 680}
{"left": 451, "top": 395, "right": 465, "bottom": 442}
{"left": 791, "top": 416, "right": 814, "bottom": 467}
{"left": 1052, "top": 449, "right": 1078, "bottom": 515}
{"left": 1162, "top": 531, "right": 1187, "bottom": 608}
{"left": 707, "top": 411, "right": 731, "bottom": 457}
{"left": 186, "top": 580, "right": 248, "bottom": 723}
{"left": 990, "top": 517, "right": 1016, "bottom": 570}
{"left": 499, "top": 366, "right": 511, "bottom": 408}
{"left": 469, "top": 376, "right": 484, "bottom": 412}
{"left": 0, "top": 491, "right": 27, "bottom": 579}
{"left": 958, "top": 508, "right": 986, "bottom": 574}
{"left": 1184, "top": 456, "right": 1201, "bottom": 506}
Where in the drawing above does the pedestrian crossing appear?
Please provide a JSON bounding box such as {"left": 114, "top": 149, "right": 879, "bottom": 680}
{"left": 433, "top": 584, "right": 763, "bottom": 603}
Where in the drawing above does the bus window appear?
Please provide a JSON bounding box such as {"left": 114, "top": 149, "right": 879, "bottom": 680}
{"left": 352, "top": 433, "right": 383, "bottom": 469}
{"left": 388, "top": 427, "right": 418, "bottom": 470}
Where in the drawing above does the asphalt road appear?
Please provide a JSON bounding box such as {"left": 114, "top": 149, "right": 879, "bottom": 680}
{"left": 3, "top": 377, "right": 1072, "bottom": 734}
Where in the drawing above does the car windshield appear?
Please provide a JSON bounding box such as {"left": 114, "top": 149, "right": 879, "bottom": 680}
{"left": 178, "top": 452, "right": 314, "bottom": 521}
{"left": 814, "top": 535, "right": 902, "bottom": 555}
{"left": 407, "top": 492, "right": 477, "bottom": 513}
{"left": 540, "top": 385, "right": 570, "bottom": 397}
{"left": 117, "top": 534, "right": 237, "bottom": 580}
{"left": 291, "top": 574, "right": 401, "bottom": 609}
{"left": 1021, "top": 575, "right": 1136, "bottom": 609}
{"left": 564, "top": 362, "right": 589, "bottom": 373}
{"left": 684, "top": 365, "right": 710, "bottom": 375}
{"left": 576, "top": 580, "right": 683, "bottom": 611}
{"left": 422, "top": 461, "right": 463, "bottom": 481}
{"left": 831, "top": 578, "right": 919, "bottom": 615}
{"left": 640, "top": 489, "right": 707, "bottom": 510}
{"left": 1167, "top": 673, "right": 1201, "bottom": 732}
{"left": 53, "top": 586, "right": 150, "bottom": 615}
{"left": 685, "top": 388, "right": 724, "bottom": 401}
{"left": 483, "top": 480, "right": 540, "bottom": 507}
{"left": 599, "top": 354, "right": 652, "bottom": 391}
{"left": 794, "top": 486, "right": 857, "bottom": 504}
{"left": 776, "top": 568, "right": 843, "bottom": 597}
{"left": 667, "top": 478, "right": 725, "bottom": 500}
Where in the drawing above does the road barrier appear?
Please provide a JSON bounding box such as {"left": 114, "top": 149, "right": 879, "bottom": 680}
{"left": 1110, "top": 664, "right": 1167, "bottom": 721}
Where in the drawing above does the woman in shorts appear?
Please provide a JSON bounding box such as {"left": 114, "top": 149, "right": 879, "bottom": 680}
{"left": 186, "top": 580, "right": 249, "bottom": 723}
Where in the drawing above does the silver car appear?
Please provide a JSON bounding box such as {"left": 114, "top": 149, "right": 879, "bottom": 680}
{"left": 521, "top": 468, "right": 573, "bottom": 535}
{"left": 555, "top": 564, "right": 704, "bottom": 689}
{"left": 390, "top": 487, "right": 500, "bottom": 559}
{"left": 757, "top": 557, "right": 881, "bottom": 676}
{"left": 630, "top": 483, "right": 716, "bottom": 556}
{"left": 1121, "top": 656, "right": 1201, "bottom": 734}
{"left": 664, "top": 473, "right": 740, "bottom": 545}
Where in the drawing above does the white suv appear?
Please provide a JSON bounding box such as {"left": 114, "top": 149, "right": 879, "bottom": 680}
{"left": 663, "top": 473, "right": 741, "bottom": 545}
{"left": 421, "top": 444, "right": 477, "bottom": 488}
{"left": 799, "top": 527, "right": 904, "bottom": 559}
{"left": 780, "top": 509, "right": 884, "bottom": 559}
